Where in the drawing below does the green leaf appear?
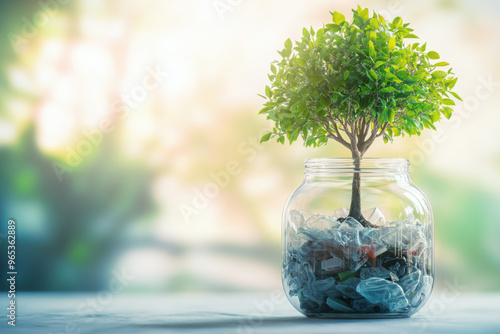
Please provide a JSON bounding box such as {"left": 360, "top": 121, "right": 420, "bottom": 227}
{"left": 302, "top": 27, "right": 310, "bottom": 40}
{"left": 422, "top": 103, "right": 434, "bottom": 113}
{"left": 344, "top": 70, "right": 350, "bottom": 80}
{"left": 284, "top": 38, "right": 292, "bottom": 51}
{"left": 427, "top": 51, "right": 440, "bottom": 60}
{"left": 317, "top": 135, "right": 328, "bottom": 146}
{"left": 260, "top": 132, "right": 272, "bottom": 143}
{"left": 401, "top": 84, "right": 412, "bottom": 92}
{"left": 359, "top": 96, "right": 370, "bottom": 109}
{"left": 434, "top": 62, "right": 450, "bottom": 67}
{"left": 270, "top": 64, "right": 277, "bottom": 74}
{"left": 310, "top": 73, "right": 323, "bottom": 83}
{"left": 258, "top": 106, "right": 269, "bottom": 114}
{"left": 331, "top": 91, "right": 343, "bottom": 102}
{"left": 388, "top": 37, "right": 396, "bottom": 51}
{"left": 296, "top": 58, "right": 306, "bottom": 66}
{"left": 375, "top": 61, "right": 385, "bottom": 68}
{"left": 379, "top": 14, "right": 386, "bottom": 25}
{"left": 380, "top": 86, "right": 396, "bottom": 93}
{"left": 281, "top": 118, "right": 291, "bottom": 131}
{"left": 442, "top": 107, "right": 452, "bottom": 119}
{"left": 432, "top": 70, "right": 447, "bottom": 79}
{"left": 426, "top": 122, "right": 437, "bottom": 131}
{"left": 353, "top": 13, "right": 365, "bottom": 28}
{"left": 447, "top": 77, "right": 458, "bottom": 89}
{"left": 389, "top": 109, "right": 396, "bottom": 122}
{"left": 369, "top": 18, "right": 380, "bottom": 29}
{"left": 450, "top": 91, "right": 463, "bottom": 102}
{"left": 332, "top": 11, "right": 345, "bottom": 25}
{"left": 429, "top": 111, "right": 440, "bottom": 122}
{"left": 360, "top": 7, "right": 369, "bottom": 20}
{"left": 320, "top": 95, "right": 330, "bottom": 108}
{"left": 326, "top": 23, "right": 341, "bottom": 33}
{"left": 369, "top": 40, "right": 376, "bottom": 58}
{"left": 317, "top": 109, "right": 327, "bottom": 117}
{"left": 305, "top": 136, "right": 316, "bottom": 147}
{"left": 442, "top": 98, "right": 455, "bottom": 106}
{"left": 298, "top": 101, "right": 307, "bottom": 115}
{"left": 302, "top": 126, "right": 308, "bottom": 139}
{"left": 368, "top": 69, "right": 378, "bottom": 81}
{"left": 414, "top": 119, "right": 423, "bottom": 130}
{"left": 265, "top": 85, "right": 272, "bottom": 98}
{"left": 393, "top": 17, "right": 402, "bottom": 28}
{"left": 316, "top": 28, "right": 325, "bottom": 40}
{"left": 404, "top": 34, "right": 419, "bottom": 39}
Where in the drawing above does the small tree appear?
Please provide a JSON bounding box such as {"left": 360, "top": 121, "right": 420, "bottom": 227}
{"left": 259, "top": 6, "right": 461, "bottom": 226}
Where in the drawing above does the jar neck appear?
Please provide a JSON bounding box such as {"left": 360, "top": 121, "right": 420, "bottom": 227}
{"left": 304, "top": 158, "right": 411, "bottom": 182}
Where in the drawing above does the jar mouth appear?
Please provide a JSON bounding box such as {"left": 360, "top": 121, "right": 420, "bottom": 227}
{"left": 304, "top": 158, "right": 410, "bottom": 175}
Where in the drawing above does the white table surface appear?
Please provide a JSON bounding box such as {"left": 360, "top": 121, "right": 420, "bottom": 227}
{"left": 1, "top": 292, "right": 499, "bottom": 333}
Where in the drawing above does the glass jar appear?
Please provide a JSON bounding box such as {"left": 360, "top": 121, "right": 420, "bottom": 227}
{"left": 282, "top": 158, "right": 434, "bottom": 318}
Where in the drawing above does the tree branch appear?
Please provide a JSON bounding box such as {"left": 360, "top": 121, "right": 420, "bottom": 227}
{"left": 345, "top": 101, "right": 354, "bottom": 137}
{"left": 362, "top": 119, "right": 371, "bottom": 138}
{"left": 376, "top": 123, "right": 389, "bottom": 138}
{"left": 326, "top": 133, "right": 351, "bottom": 149}
{"left": 359, "top": 121, "right": 380, "bottom": 155}
{"left": 359, "top": 117, "right": 367, "bottom": 139}
{"left": 313, "top": 115, "right": 351, "bottom": 149}
{"left": 330, "top": 121, "right": 350, "bottom": 148}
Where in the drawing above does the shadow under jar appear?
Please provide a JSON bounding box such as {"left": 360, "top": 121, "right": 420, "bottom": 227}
{"left": 282, "top": 158, "right": 434, "bottom": 318}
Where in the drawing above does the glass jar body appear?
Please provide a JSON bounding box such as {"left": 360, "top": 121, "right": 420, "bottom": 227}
{"left": 282, "top": 159, "right": 434, "bottom": 318}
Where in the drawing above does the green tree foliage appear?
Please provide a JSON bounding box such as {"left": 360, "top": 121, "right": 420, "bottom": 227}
{"left": 259, "top": 6, "right": 461, "bottom": 224}
{"left": 259, "top": 6, "right": 461, "bottom": 162}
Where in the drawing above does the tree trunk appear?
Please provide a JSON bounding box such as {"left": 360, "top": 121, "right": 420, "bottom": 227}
{"left": 348, "top": 154, "right": 365, "bottom": 222}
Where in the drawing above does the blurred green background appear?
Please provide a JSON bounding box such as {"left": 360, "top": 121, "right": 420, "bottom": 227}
{"left": 0, "top": 0, "right": 499, "bottom": 293}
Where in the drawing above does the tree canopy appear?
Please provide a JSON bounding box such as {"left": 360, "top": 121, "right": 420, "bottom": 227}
{"left": 259, "top": 6, "right": 461, "bottom": 161}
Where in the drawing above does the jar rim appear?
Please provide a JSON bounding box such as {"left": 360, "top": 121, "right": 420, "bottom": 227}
{"left": 304, "top": 158, "right": 410, "bottom": 174}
